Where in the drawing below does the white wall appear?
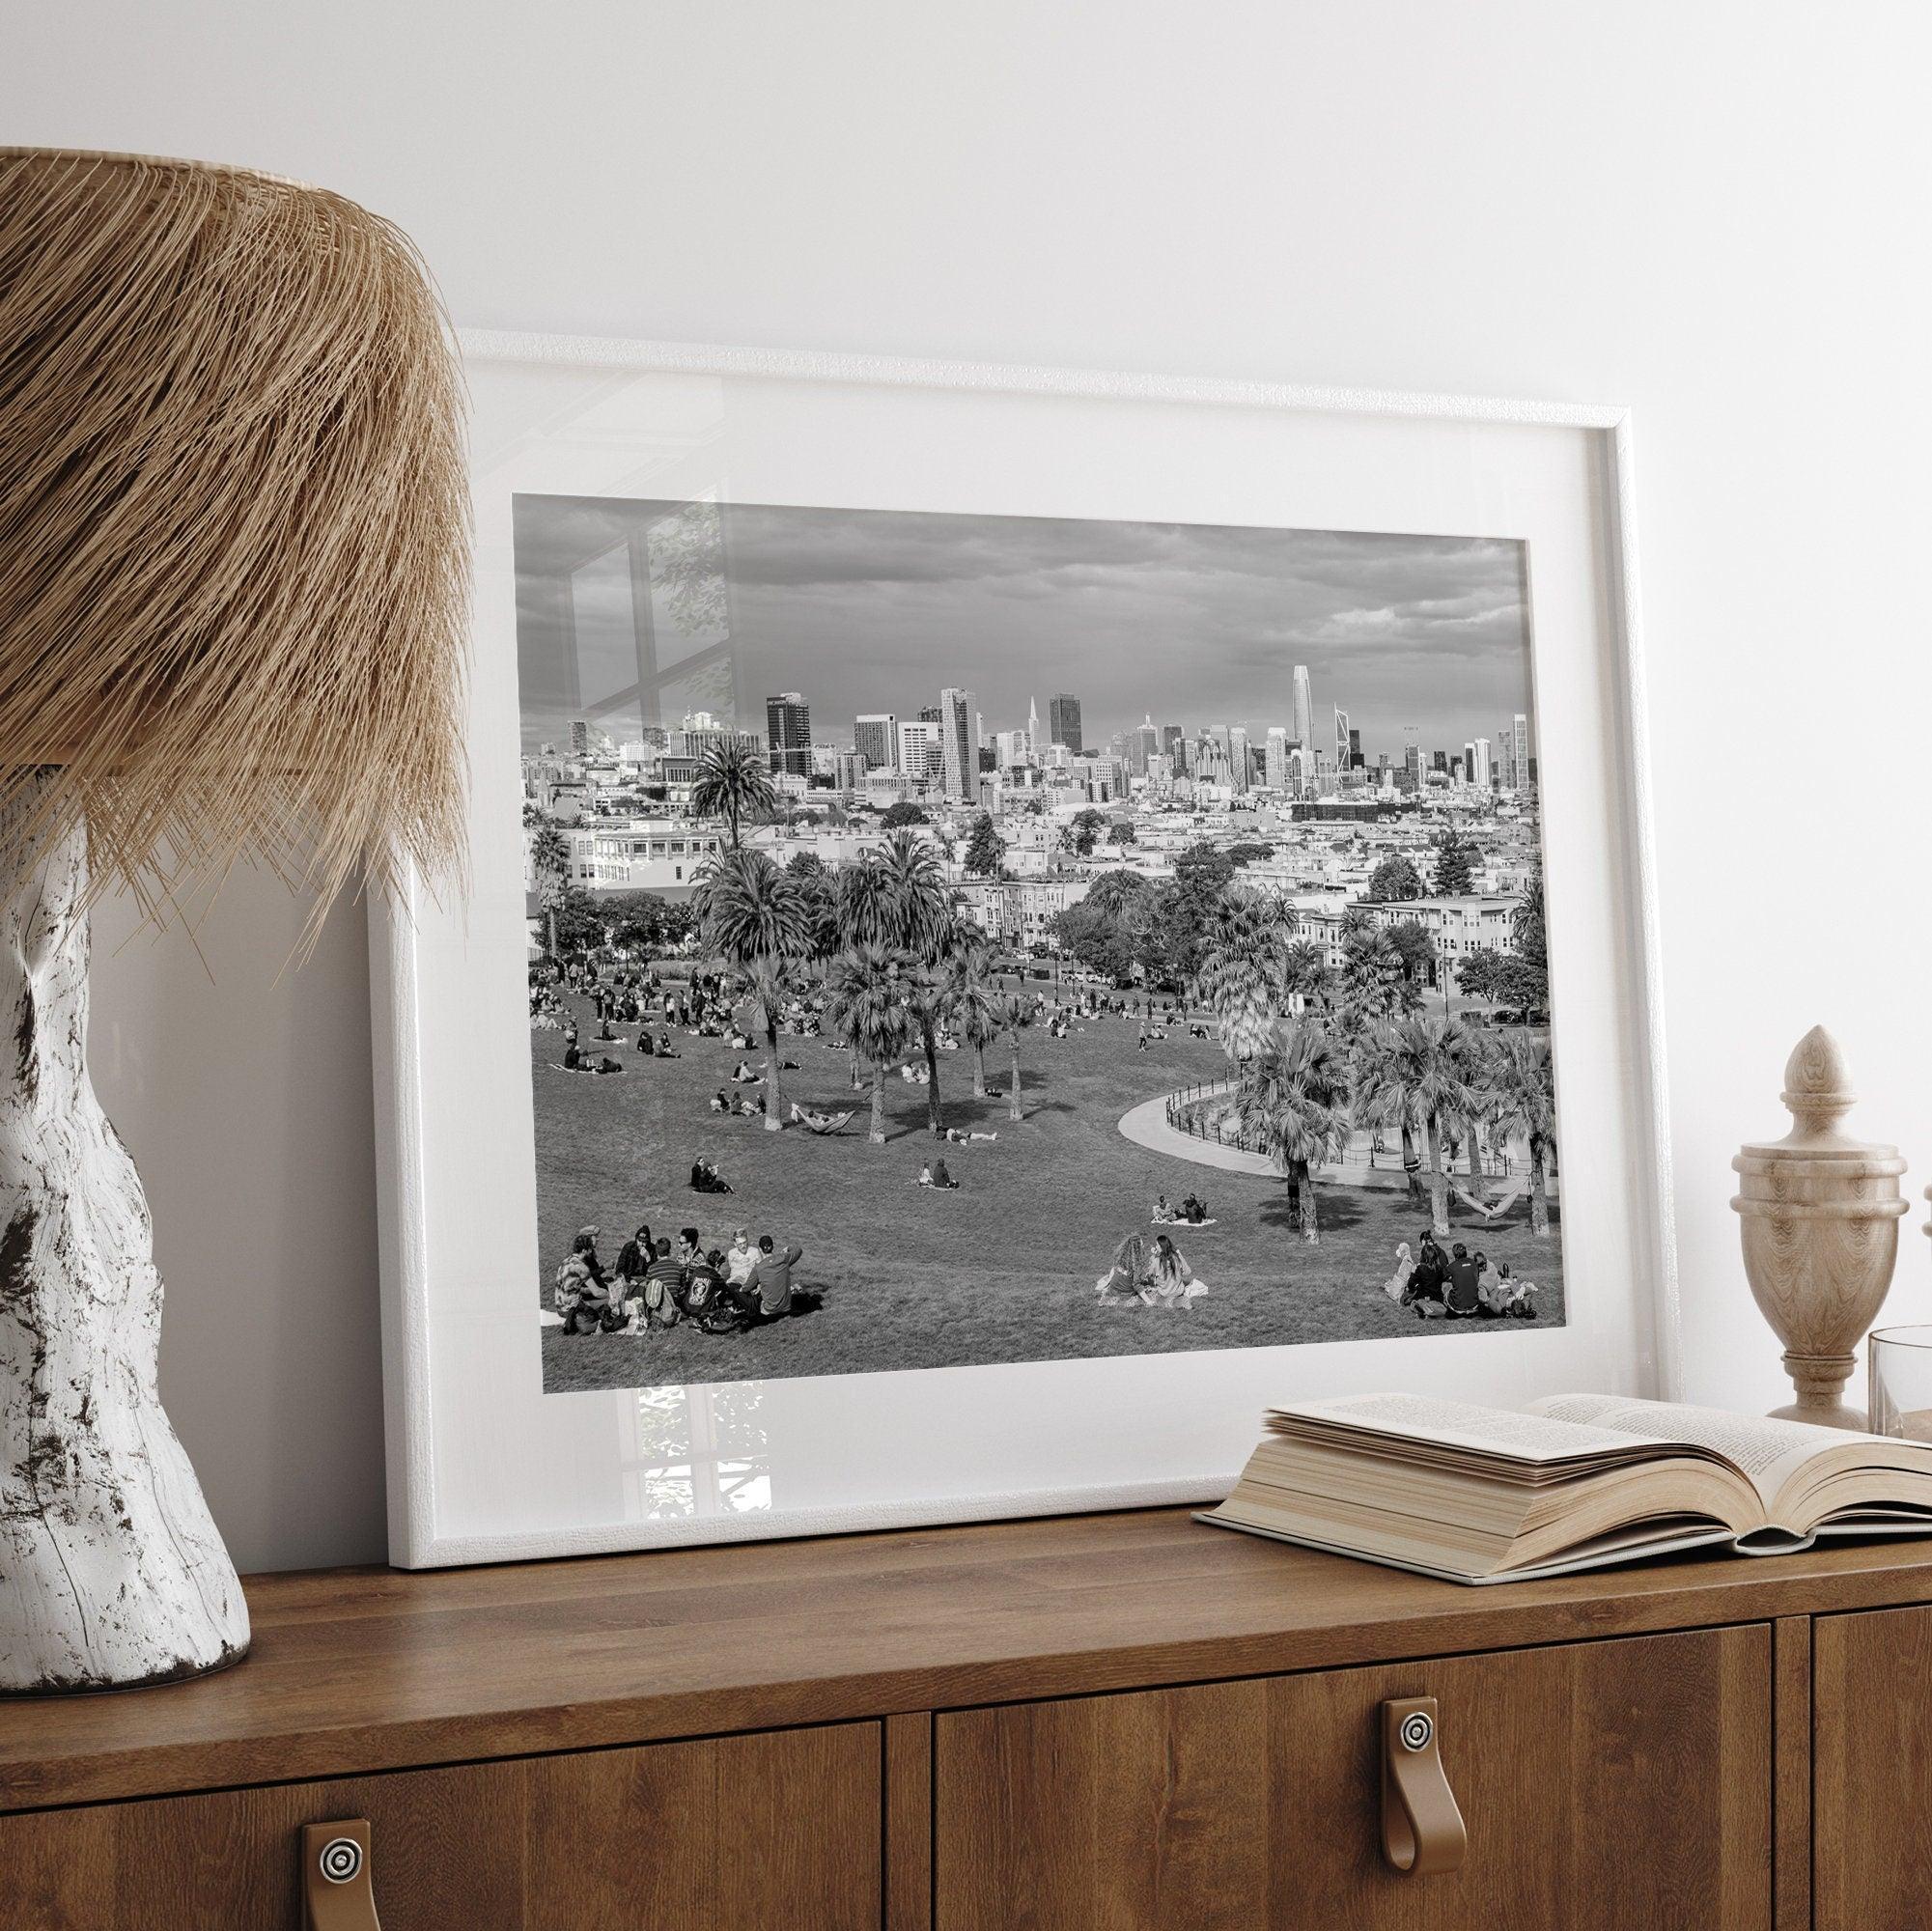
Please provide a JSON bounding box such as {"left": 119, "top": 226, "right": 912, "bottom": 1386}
{"left": 11, "top": 1, "right": 1931, "bottom": 1572}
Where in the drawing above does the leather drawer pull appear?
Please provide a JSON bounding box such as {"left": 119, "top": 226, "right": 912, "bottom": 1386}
{"left": 302, "top": 1820, "right": 382, "bottom": 1930}
{"left": 1380, "top": 1697, "right": 1467, "bottom": 1876}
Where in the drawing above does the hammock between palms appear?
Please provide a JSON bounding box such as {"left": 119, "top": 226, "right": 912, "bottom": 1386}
{"left": 792, "top": 1103, "right": 854, "bottom": 1135}
{"left": 1445, "top": 1174, "right": 1530, "bottom": 1220}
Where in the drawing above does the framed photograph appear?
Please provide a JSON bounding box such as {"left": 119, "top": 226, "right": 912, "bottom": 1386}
{"left": 371, "top": 334, "right": 1676, "bottom": 1567}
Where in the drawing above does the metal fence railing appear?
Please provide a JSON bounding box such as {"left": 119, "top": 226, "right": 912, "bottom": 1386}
{"left": 1159, "top": 1074, "right": 1554, "bottom": 1181}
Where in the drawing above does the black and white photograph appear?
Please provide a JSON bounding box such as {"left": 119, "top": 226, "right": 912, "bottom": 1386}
{"left": 518, "top": 496, "right": 1565, "bottom": 1392}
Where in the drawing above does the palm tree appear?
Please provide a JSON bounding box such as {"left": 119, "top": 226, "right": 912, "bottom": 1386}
{"left": 1235, "top": 1022, "right": 1353, "bottom": 1243}
{"left": 690, "top": 738, "right": 780, "bottom": 852}
{"left": 876, "top": 829, "right": 952, "bottom": 958}
{"left": 1281, "top": 938, "right": 1333, "bottom": 1014}
{"left": 1490, "top": 1028, "right": 1557, "bottom": 1235}
{"left": 950, "top": 963, "right": 1001, "bottom": 1099}
{"left": 834, "top": 852, "right": 897, "bottom": 949}
{"left": 1190, "top": 891, "right": 1296, "bottom": 1062}
{"left": 1450, "top": 1026, "right": 1501, "bottom": 1179}
{"left": 1337, "top": 922, "right": 1409, "bottom": 1025}
{"left": 734, "top": 958, "right": 794, "bottom": 1132}
{"left": 873, "top": 830, "right": 957, "bottom": 1135}
{"left": 824, "top": 944, "right": 911, "bottom": 1144}
{"left": 529, "top": 816, "right": 571, "bottom": 960}
{"left": 693, "top": 848, "right": 809, "bottom": 966}
{"left": 901, "top": 957, "right": 955, "bottom": 1138}
{"left": 1351, "top": 1021, "right": 1422, "bottom": 1204}
{"left": 1389, "top": 1013, "right": 1480, "bottom": 1236}
{"left": 999, "top": 993, "right": 1029, "bottom": 1122}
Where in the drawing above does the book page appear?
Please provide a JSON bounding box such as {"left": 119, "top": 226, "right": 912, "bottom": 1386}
{"left": 1271, "top": 1392, "right": 1668, "bottom": 1464}
{"left": 1528, "top": 1394, "right": 1852, "bottom": 1506}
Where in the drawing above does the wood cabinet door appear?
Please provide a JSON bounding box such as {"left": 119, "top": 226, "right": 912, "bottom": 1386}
{"left": 1814, "top": 1603, "right": 1932, "bottom": 1931}
{"left": 936, "top": 1626, "right": 1771, "bottom": 1931}
{"left": 0, "top": 1720, "right": 880, "bottom": 1930}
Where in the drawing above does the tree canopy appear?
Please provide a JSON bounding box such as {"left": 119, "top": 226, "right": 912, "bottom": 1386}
{"left": 1366, "top": 854, "right": 1423, "bottom": 902}
{"left": 1429, "top": 829, "right": 1481, "bottom": 896}
{"left": 964, "top": 811, "right": 1006, "bottom": 878}
{"left": 881, "top": 800, "right": 929, "bottom": 828}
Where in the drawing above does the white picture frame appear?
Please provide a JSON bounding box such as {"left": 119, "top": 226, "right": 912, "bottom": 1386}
{"left": 371, "top": 332, "right": 1677, "bottom": 1569}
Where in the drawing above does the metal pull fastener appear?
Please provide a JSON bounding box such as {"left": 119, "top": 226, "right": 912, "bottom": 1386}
{"left": 302, "top": 1820, "right": 382, "bottom": 1931}
{"left": 1380, "top": 1697, "right": 1468, "bottom": 1876}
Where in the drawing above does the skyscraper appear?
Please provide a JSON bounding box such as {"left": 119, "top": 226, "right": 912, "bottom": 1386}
{"left": 1292, "top": 665, "right": 1314, "bottom": 757}
{"left": 897, "top": 718, "right": 942, "bottom": 781}
{"left": 1509, "top": 713, "right": 1529, "bottom": 789}
{"left": 1228, "top": 725, "right": 1250, "bottom": 795}
{"left": 1471, "top": 736, "right": 1493, "bottom": 789}
{"left": 1265, "top": 726, "right": 1291, "bottom": 790}
{"left": 1048, "top": 692, "right": 1083, "bottom": 754}
{"left": 1028, "top": 695, "right": 1040, "bottom": 753}
{"left": 765, "top": 692, "right": 811, "bottom": 776}
{"left": 1132, "top": 715, "right": 1161, "bottom": 777}
{"left": 1333, "top": 706, "right": 1351, "bottom": 775}
{"left": 938, "top": 687, "right": 976, "bottom": 802}
{"left": 569, "top": 717, "right": 589, "bottom": 758}
{"left": 854, "top": 713, "right": 898, "bottom": 772}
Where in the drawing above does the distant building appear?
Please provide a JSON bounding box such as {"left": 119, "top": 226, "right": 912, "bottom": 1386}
{"left": 897, "top": 719, "right": 943, "bottom": 782}
{"left": 855, "top": 713, "right": 898, "bottom": 772}
{"left": 1333, "top": 706, "right": 1351, "bottom": 775}
{"left": 1292, "top": 665, "right": 1314, "bottom": 756}
{"left": 1265, "top": 726, "right": 1291, "bottom": 790}
{"left": 1502, "top": 713, "right": 1530, "bottom": 789}
{"left": 765, "top": 692, "right": 812, "bottom": 776}
{"left": 939, "top": 687, "right": 976, "bottom": 802}
{"left": 1228, "top": 725, "right": 1251, "bottom": 796}
{"left": 569, "top": 718, "right": 589, "bottom": 757}
{"left": 1470, "top": 736, "right": 1493, "bottom": 789}
{"left": 1362, "top": 893, "right": 1525, "bottom": 994}
{"left": 954, "top": 876, "right": 1094, "bottom": 951}
{"left": 1049, "top": 692, "right": 1083, "bottom": 755}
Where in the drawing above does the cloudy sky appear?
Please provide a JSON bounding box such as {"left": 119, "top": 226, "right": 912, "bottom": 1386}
{"left": 518, "top": 496, "right": 1536, "bottom": 762}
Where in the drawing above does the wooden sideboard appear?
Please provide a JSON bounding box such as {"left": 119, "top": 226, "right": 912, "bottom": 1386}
{"left": 5, "top": 1506, "right": 1932, "bottom": 1928}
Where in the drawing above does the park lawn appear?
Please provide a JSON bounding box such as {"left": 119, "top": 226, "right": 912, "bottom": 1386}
{"left": 535, "top": 985, "right": 1566, "bottom": 1394}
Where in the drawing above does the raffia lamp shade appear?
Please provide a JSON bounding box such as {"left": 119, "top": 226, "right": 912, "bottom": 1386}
{"left": 0, "top": 150, "right": 469, "bottom": 1691}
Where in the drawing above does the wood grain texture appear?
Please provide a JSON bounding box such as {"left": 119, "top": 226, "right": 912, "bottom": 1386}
{"left": 7, "top": 1507, "right": 1932, "bottom": 1813}
{"left": 937, "top": 1625, "right": 1773, "bottom": 1930}
{"left": 1813, "top": 1603, "right": 1932, "bottom": 1931}
{"left": 886, "top": 1710, "right": 935, "bottom": 1931}
{"left": 1774, "top": 1616, "right": 1812, "bottom": 1931}
{"left": 0, "top": 1722, "right": 878, "bottom": 1930}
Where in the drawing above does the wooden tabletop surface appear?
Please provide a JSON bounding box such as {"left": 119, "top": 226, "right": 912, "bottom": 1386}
{"left": 8, "top": 1505, "right": 1932, "bottom": 1812}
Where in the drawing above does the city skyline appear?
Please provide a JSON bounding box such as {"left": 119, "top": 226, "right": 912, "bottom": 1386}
{"left": 516, "top": 496, "right": 1537, "bottom": 761}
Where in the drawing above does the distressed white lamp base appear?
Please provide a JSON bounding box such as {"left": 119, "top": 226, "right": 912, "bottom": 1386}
{"left": 0, "top": 813, "right": 249, "bottom": 1693}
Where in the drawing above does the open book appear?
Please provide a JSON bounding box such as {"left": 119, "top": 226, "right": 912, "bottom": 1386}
{"left": 1198, "top": 1391, "right": 1932, "bottom": 1583}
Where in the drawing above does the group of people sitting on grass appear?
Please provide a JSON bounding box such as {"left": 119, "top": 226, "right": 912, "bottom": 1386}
{"left": 554, "top": 1223, "right": 807, "bottom": 1336}
{"left": 1383, "top": 1233, "right": 1539, "bottom": 1320}
{"left": 1095, "top": 1230, "right": 1208, "bottom": 1310}
{"left": 1152, "top": 1192, "right": 1212, "bottom": 1225}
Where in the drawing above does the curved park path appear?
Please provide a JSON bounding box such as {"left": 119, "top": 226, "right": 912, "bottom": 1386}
{"left": 1116, "top": 1093, "right": 1278, "bottom": 1176}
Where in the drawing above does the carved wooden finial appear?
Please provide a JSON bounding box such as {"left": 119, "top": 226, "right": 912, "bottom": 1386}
{"left": 1777, "top": 1024, "right": 1858, "bottom": 1148}
{"left": 1734, "top": 1021, "right": 1906, "bottom": 1429}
